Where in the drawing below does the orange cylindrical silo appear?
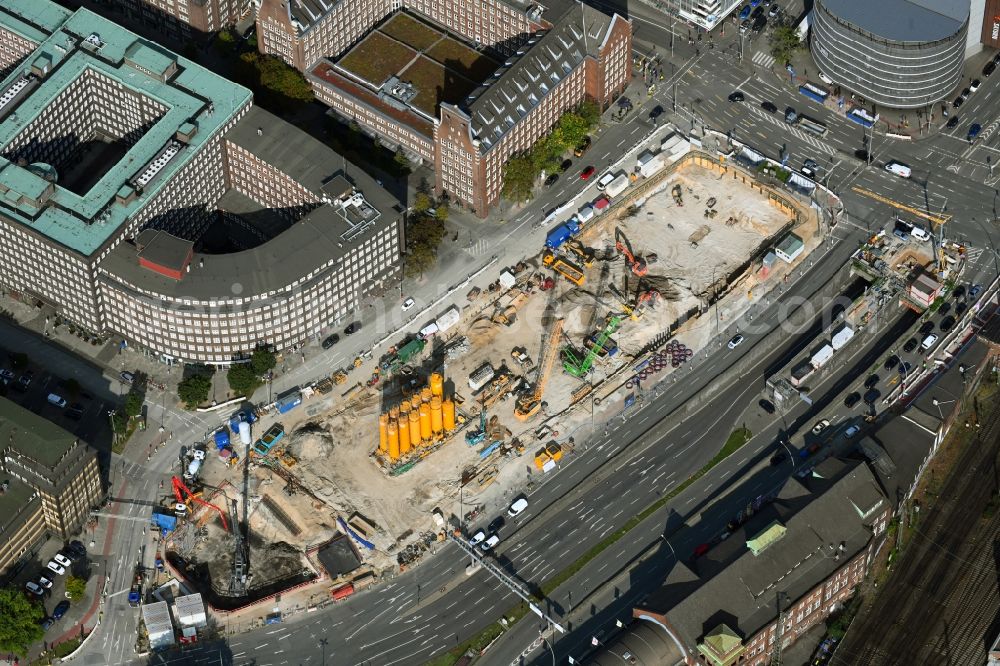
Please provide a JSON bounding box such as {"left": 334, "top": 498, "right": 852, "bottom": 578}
{"left": 378, "top": 414, "right": 389, "bottom": 454}
{"left": 430, "top": 395, "right": 443, "bottom": 435}
{"left": 398, "top": 414, "right": 411, "bottom": 456}
{"left": 408, "top": 409, "right": 421, "bottom": 447}
{"left": 419, "top": 403, "right": 432, "bottom": 441}
{"left": 389, "top": 404, "right": 399, "bottom": 420}
{"left": 387, "top": 420, "right": 400, "bottom": 460}
{"left": 430, "top": 372, "right": 444, "bottom": 397}
{"left": 410, "top": 395, "right": 421, "bottom": 412}
{"left": 421, "top": 387, "right": 432, "bottom": 404}
{"left": 442, "top": 398, "right": 456, "bottom": 431}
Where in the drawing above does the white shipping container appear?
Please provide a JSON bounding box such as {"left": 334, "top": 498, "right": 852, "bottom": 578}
{"left": 576, "top": 205, "right": 594, "bottom": 224}
{"left": 830, "top": 324, "right": 854, "bottom": 350}
{"left": 639, "top": 153, "right": 665, "bottom": 178}
{"left": 810, "top": 343, "right": 834, "bottom": 369}
{"left": 468, "top": 363, "right": 495, "bottom": 391}
{"left": 435, "top": 306, "right": 461, "bottom": 332}
{"left": 605, "top": 174, "right": 630, "bottom": 198}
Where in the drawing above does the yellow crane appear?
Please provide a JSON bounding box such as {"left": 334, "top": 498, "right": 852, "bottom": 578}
{"left": 850, "top": 187, "right": 952, "bottom": 226}
{"left": 514, "top": 318, "right": 564, "bottom": 420}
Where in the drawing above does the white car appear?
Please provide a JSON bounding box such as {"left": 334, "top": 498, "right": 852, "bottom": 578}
{"left": 401, "top": 298, "right": 416, "bottom": 311}
{"left": 38, "top": 576, "right": 53, "bottom": 589}
{"left": 192, "top": 449, "right": 206, "bottom": 461}
{"left": 818, "top": 71, "right": 834, "bottom": 85}
{"left": 845, "top": 424, "right": 861, "bottom": 438}
{"left": 52, "top": 553, "right": 72, "bottom": 568}
{"left": 921, "top": 334, "right": 938, "bottom": 350}
{"left": 811, "top": 419, "right": 830, "bottom": 435}
{"left": 46, "top": 561, "right": 66, "bottom": 576}
{"left": 25, "top": 581, "right": 44, "bottom": 596}
{"left": 508, "top": 497, "right": 528, "bottom": 517}
{"left": 469, "top": 530, "right": 486, "bottom": 546}
{"left": 480, "top": 534, "right": 501, "bottom": 551}
{"left": 727, "top": 334, "right": 745, "bottom": 350}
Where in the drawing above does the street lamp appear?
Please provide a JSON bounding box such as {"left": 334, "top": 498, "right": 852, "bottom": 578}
{"left": 932, "top": 397, "right": 955, "bottom": 420}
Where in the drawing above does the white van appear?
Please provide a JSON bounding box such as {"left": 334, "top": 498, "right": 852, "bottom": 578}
{"left": 910, "top": 226, "right": 930, "bottom": 242}
{"left": 507, "top": 497, "right": 528, "bottom": 517}
{"left": 596, "top": 171, "right": 616, "bottom": 191}
{"left": 885, "top": 162, "right": 912, "bottom": 178}
{"left": 47, "top": 393, "right": 67, "bottom": 408}
{"left": 921, "top": 334, "right": 938, "bottom": 350}
{"left": 818, "top": 71, "right": 834, "bottom": 85}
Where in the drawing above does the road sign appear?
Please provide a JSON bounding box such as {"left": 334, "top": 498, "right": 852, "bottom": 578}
{"left": 529, "top": 603, "right": 543, "bottom": 618}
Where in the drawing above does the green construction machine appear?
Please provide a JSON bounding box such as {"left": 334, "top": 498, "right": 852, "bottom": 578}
{"left": 562, "top": 315, "right": 623, "bottom": 378}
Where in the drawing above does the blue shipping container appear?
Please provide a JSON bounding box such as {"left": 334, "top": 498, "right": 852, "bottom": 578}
{"left": 545, "top": 224, "right": 573, "bottom": 249}
{"left": 276, "top": 392, "right": 302, "bottom": 414}
{"left": 798, "top": 84, "right": 827, "bottom": 104}
{"left": 214, "top": 429, "right": 230, "bottom": 450}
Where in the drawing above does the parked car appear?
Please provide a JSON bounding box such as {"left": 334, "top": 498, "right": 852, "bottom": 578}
{"left": 903, "top": 337, "right": 918, "bottom": 353}
{"left": 25, "top": 581, "right": 44, "bottom": 596}
{"left": 480, "top": 534, "right": 500, "bottom": 552}
{"left": 864, "top": 388, "right": 881, "bottom": 404}
{"left": 560, "top": 159, "right": 573, "bottom": 171}
{"left": 38, "top": 576, "right": 53, "bottom": 589}
{"left": 469, "top": 530, "right": 486, "bottom": 546}
{"left": 970, "top": 78, "right": 981, "bottom": 92}
{"left": 543, "top": 173, "right": 559, "bottom": 189}
{"left": 507, "top": 497, "right": 528, "bottom": 517}
{"left": 953, "top": 96, "right": 964, "bottom": 109}
{"left": 120, "top": 371, "right": 135, "bottom": 384}
{"left": 844, "top": 392, "right": 861, "bottom": 408}
{"left": 984, "top": 60, "right": 997, "bottom": 77}
{"left": 0, "top": 369, "right": 12, "bottom": 382}
{"left": 940, "top": 315, "right": 956, "bottom": 332}
{"left": 67, "top": 403, "right": 85, "bottom": 420}
{"left": 728, "top": 91, "right": 745, "bottom": 102}
{"left": 761, "top": 100, "right": 778, "bottom": 113}
{"left": 46, "top": 561, "right": 66, "bottom": 576}
{"left": 758, "top": 399, "right": 776, "bottom": 414}
{"left": 864, "top": 374, "right": 880, "bottom": 389}
{"left": 51, "top": 600, "right": 70, "bottom": 620}
{"left": 969, "top": 284, "right": 983, "bottom": 299}
{"left": 344, "top": 322, "right": 361, "bottom": 334}
{"left": 580, "top": 166, "right": 596, "bottom": 180}
{"left": 883, "top": 355, "right": 899, "bottom": 371}
{"left": 573, "top": 136, "right": 591, "bottom": 157}
{"left": 401, "top": 297, "right": 416, "bottom": 311}
{"left": 488, "top": 516, "right": 506, "bottom": 533}
{"left": 811, "top": 419, "right": 830, "bottom": 434}
{"left": 727, "top": 334, "right": 745, "bottom": 349}
{"left": 845, "top": 425, "right": 861, "bottom": 438}
{"left": 921, "top": 334, "right": 938, "bottom": 350}
{"left": 40, "top": 617, "right": 55, "bottom": 631}
{"left": 770, "top": 450, "right": 788, "bottom": 465}
{"left": 67, "top": 541, "right": 87, "bottom": 559}
{"left": 321, "top": 334, "right": 340, "bottom": 349}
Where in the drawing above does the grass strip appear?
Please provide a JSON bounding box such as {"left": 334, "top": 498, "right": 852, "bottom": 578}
{"left": 428, "top": 428, "right": 752, "bottom": 664}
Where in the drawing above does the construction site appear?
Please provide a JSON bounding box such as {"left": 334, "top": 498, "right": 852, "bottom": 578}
{"left": 154, "top": 151, "right": 823, "bottom": 612}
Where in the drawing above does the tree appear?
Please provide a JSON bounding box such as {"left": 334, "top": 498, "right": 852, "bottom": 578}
{"left": 256, "top": 55, "right": 314, "bottom": 103}
{"left": 393, "top": 148, "right": 411, "bottom": 172}
{"left": 250, "top": 347, "right": 277, "bottom": 376}
{"left": 178, "top": 374, "right": 211, "bottom": 408}
{"left": 124, "top": 392, "right": 143, "bottom": 419}
{"left": 65, "top": 576, "right": 87, "bottom": 601}
{"left": 404, "top": 244, "right": 436, "bottom": 279}
{"left": 434, "top": 204, "right": 449, "bottom": 223}
{"left": 412, "top": 192, "right": 433, "bottom": 214}
{"left": 557, "top": 112, "right": 589, "bottom": 148}
{"left": 0, "top": 588, "right": 44, "bottom": 656}
{"left": 227, "top": 364, "right": 259, "bottom": 397}
{"left": 577, "top": 100, "right": 601, "bottom": 128}
{"left": 769, "top": 25, "right": 802, "bottom": 64}
{"left": 111, "top": 409, "right": 128, "bottom": 434}
{"left": 501, "top": 154, "right": 536, "bottom": 202}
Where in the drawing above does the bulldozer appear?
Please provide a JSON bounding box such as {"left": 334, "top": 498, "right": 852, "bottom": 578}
{"left": 333, "top": 371, "right": 348, "bottom": 384}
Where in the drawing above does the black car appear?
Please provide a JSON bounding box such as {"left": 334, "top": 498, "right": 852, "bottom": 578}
{"left": 728, "top": 91, "right": 745, "bottom": 102}
{"left": 946, "top": 116, "right": 960, "bottom": 129}
{"left": 903, "top": 337, "right": 918, "bottom": 353}
{"left": 955, "top": 302, "right": 968, "bottom": 316}
{"left": 864, "top": 374, "right": 880, "bottom": 389}
{"left": 649, "top": 105, "right": 664, "bottom": 120}
{"left": 758, "top": 399, "right": 776, "bottom": 414}
{"left": 321, "top": 334, "right": 340, "bottom": 349}
{"left": 543, "top": 173, "right": 559, "bottom": 188}
{"left": 938, "top": 302, "right": 951, "bottom": 316}
{"left": 953, "top": 96, "right": 964, "bottom": 109}
{"left": 919, "top": 320, "right": 935, "bottom": 335}
{"left": 844, "top": 392, "right": 861, "bottom": 408}
{"left": 940, "top": 315, "right": 956, "bottom": 332}
{"left": 66, "top": 541, "right": 87, "bottom": 559}
{"left": 962, "top": 87, "right": 971, "bottom": 97}
{"left": 985, "top": 60, "right": 997, "bottom": 77}
{"left": 883, "top": 355, "right": 899, "bottom": 371}
{"left": 488, "top": 516, "right": 506, "bottom": 532}
{"left": 864, "top": 388, "right": 881, "bottom": 404}
{"left": 15, "top": 370, "right": 33, "bottom": 391}
{"left": 761, "top": 100, "right": 778, "bottom": 113}
{"left": 752, "top": 15, "right": 767, "bottom": 31}
{"left": 854, "top": 149, "right": 871, "bottom": 163}
{"left": 751, "top": 5, "right": 764, "bottom": 18}
{"left": 900, "top": 362, "right": 913, "bottom": 376}
{"left": 770, "top": 450, "right": 788, "bottom": 466}
{"left": 344, "top": 322, "right": 361, "bottom": 335}
{"left": 52, "top": 600, "right": 70, "bottom": 620}
{"left": 560, "top": 159, "right": 573, "bottom": 171}
{"left": 953, "top": 284, "right": 966, "bottom": 300}
{"left": 67, "top": 403, "right": 84, "bottom": 420}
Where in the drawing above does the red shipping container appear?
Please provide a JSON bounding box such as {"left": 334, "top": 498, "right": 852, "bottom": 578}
{"left": 331, "top": 584, "right": 355, "bottom": 601}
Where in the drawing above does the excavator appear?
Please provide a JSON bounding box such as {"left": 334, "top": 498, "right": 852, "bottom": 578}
{"left": 615, "top": 227, "right": 647, "bottom": 277}
{"left": 514, "top": 318, "right": 564, "bottom": 420}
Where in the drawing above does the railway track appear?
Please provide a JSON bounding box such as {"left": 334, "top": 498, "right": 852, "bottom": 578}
{"left": 833, "top": 398, "right": 1000, "bottom": 665}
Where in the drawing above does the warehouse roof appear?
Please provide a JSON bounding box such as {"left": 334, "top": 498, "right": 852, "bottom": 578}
{"left": 636, "top": 459, "right": 886, "bottom": 647}
{"left": 0, "top": 397, "right": 79, "bottom": 468}
{"left": 464, "top": 4, "right": 625, "bottom": 153}
{"left": 817, "top": 0, "right": 968, "bottom": 43}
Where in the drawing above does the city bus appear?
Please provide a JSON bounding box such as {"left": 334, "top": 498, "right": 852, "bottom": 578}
{"left": 796, "top": 115, "right": 829, "bottom": 137}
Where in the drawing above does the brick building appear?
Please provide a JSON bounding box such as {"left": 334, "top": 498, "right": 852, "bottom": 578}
{"left": 0, "top": 0, "right": 403, "bottom": 364}
{"left": 585, "top": 459, "right": 891, "bottom": 666}
{"left": 259, "top": 0, "right": 631, "bottom": 217}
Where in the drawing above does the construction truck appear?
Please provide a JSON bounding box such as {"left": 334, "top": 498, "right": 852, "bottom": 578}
{"left": 534, "top": 443, "right": 563, "bottom": 471}
{"left": 549, "top": 256, "right": 586, "bottom": 286}
{"left": 128, "top": 569, "right": 143, "bottom": 607}
{"left": 466, "top": 411, "right": 487, "bottom": 446}
{"left": 565, "top": 239, "right": 596, "bottom": 267}
{"left": 253, "top": 423, "right": 285, "bottom": 457}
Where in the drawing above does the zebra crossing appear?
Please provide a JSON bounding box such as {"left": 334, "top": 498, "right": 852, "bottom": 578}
{"left": 744, "top": 106, "right": 835, "bottom": 155}
{"left": 751, "top": 51, "right": 775, "bottom": 68}
{"left": 966, "top": 246, "right": 986, "bottom": 266}
{"left": 467, "top": 238, "right": 490, "bottom": 255}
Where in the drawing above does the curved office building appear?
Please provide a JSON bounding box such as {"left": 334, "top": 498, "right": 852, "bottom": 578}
{"left": 810, "top": 0, "right": 968, "bottom": 109}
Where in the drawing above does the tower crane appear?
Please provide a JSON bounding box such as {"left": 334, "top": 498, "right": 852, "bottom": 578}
{"left": 514, "top": 318, "right": 564, "bottom": 420}
{"left": 615, "top": 227, "right": 648, "bottom": 277}
{"left": 850, "top": 187, "right": 951, "bottom": 226}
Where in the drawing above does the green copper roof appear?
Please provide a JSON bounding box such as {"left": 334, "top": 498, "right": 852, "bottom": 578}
{"left": 0, "top": 0, "right": 72, "bottom": 40}
{"left": 697, "top": 623, "right": 745, "bottom": 666}
{"left": 746, "top": 520, "right": 787, "bottom": 556}
{"left": 0, "top": 2, "right": 252, "bottom": 257}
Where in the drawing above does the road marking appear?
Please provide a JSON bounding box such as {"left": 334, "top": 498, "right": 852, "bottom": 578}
{"left": 751, "top": 51, "right": 775, "bottom": 68}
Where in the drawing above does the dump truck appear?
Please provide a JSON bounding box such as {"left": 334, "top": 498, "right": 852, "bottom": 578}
{"left": 253, "top": 423, "right": 285, "bottom": 456}
{"left": 551, "top": 258, "right": 585, "bottom": 286}
{"left": 545, "top": 219, "right": 580, "bottom": 249}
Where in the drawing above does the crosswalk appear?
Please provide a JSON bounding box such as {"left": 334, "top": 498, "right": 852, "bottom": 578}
{"left": 751, "top": 51, "right": 775, "bottom": 68}
{"left": 744, "top": 106, "right": 835, "bottom": 155}
{"left": 467, "top": 238, "right": 490, "bottom": 255}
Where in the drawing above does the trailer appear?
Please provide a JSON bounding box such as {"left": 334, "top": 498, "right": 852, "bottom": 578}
{"left": 636, "top": 150, "right": 664, "bottom": 178}
{"left": 605, "top": 174, "right": 630, "bottom": 198}
{"left": 809, "top": 343, "right": 834, "bottom": 369}
{"left": 253, "top": 424, "right": 285, "bottom": 456}
{"left": 275, "top": 392, "right": 302, "bottom": 414}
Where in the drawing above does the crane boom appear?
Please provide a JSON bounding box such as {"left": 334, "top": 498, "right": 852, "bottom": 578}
{"left": 514, "top": 318, "right": 564, "bottom": 420}
{"left": 850, "top": 187, "right": 951, "bottom": 225}
{"left": 563, "top": 315, "right": 622, "bottom": 377}
{"left": 171, "top": 476, "right": 228, "bottom": 531}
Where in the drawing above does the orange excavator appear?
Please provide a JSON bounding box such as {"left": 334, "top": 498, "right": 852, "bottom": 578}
{"left": 615, "top": 227, "right": 647, "bottom": 277}
{"left": 171, "top": 476, "right": 228, "bottom": 531}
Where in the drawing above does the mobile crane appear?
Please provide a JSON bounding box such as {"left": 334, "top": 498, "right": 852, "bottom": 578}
{"left": 514, "top": 318, "right": 564, "bottom": 420}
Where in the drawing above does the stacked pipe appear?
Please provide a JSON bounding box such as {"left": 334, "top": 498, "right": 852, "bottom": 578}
{"left": 379, "top": 372, "right": 458, "bottom": 462}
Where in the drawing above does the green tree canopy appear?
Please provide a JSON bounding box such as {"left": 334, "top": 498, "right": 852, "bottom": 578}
{"left": 557, "top": 112, "right": 590, "bottom": 148}
{"left": 178, "top": 374, "right": 211, "bottom": 409}
{"left": 250, "top": 347, "right": 277, "bottom": 376}
{"left": 0, "top": 587, "right": 44, "bottom": 656}
{"left": 124, "top": 392, "right": 143, "bottom": 418}
{"left": 65, "top": 576, "right": 87, "bottom": 601}
{"left": 412, "top": 192, "right": 433, "bottom": 213}
{"left": 502, "top": 154, "right": 536, "bottom": 202}
{"left": 405, "top": 243, "right": 436, "bottom": 279}
{"left": 227, "top": 364, "right": 259, "bottom": 397}
{"left": 768, "top": 25, "right": 802, "bottom": 64}
{"left": 111, "top": 409, "right": 128, "bottom": 434}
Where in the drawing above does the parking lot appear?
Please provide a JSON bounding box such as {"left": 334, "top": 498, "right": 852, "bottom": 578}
{"left": 11, "top": 538, "right": 94, "bottom": 638}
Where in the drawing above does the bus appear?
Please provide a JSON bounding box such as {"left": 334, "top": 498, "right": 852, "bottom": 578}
{"left": 796, "top": 115, "right": 828, "bottom": 137}
{"left": 798, "top": 82, "right": 829, "bottom": 104}
{"left": 846, "top": 106, "right": 879, "bottom": 128}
